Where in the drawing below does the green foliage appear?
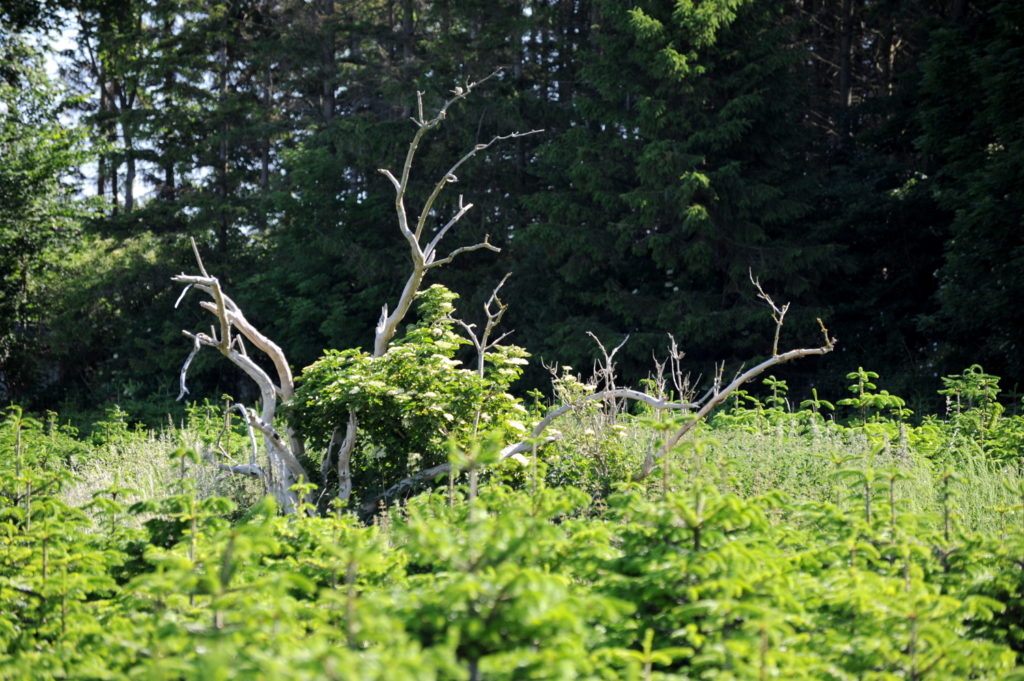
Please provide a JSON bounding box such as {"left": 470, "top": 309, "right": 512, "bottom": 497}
{"left": 0, "top": 34, "right": 95, "bottom": 400}
{"left": 515, "top": 0, "right": 828, "bottom": 379}
{"left": 535, "top": 368, "right": 645, "bottom": 500}
{"left": 3, "top": 0, "right": 1020, "bottom": 412}
{"left": 836, "top": 367, "right": 911, "bottom": 424}
{"left": 940, "top": 364, "right": 1002, "bottom": 414}
{"left": 918, "top": 0, "right": 1024, "bottom": 380}
{"left": 291, "top": 285, "right": 529, "bottom": 501}
{"left": 5, "top": 368, "right": 1024, "bottom": 678}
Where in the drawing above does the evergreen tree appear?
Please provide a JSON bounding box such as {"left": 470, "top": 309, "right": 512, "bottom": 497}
{"left": 918, "top": 0, "right": 1024, "bottom": 384}
{"left": 0, "top": 34, "right": 93, "bottom": 401}
{"left": 795, "top": 0, "right": 956, "bottom": 401}
{"left": 513, "top": 0, "right": 827, "bottom": 379}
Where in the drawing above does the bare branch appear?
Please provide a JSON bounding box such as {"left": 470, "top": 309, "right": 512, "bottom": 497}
{"left": 525, "top": 388, "right": 697, "bottom": 444}
{"left": 224, "top": 308, "right": 293, "bottom": 400}
{"left": 587, "top": 332, "right": 630, "bottom": 420}
{"left": 321, "top": 427, "right": 341, "bottom": 481}
{"left": 176, "top": 333, "right": 203, "bottom": 401}
{"left": 749, "top": 270, "right": 791, "bottom": 357}
{"left": 419, "top": 68, "right": 503, "bottom": 130}
{"left": 373, "top": 81, "right": 537, "bottom": 357}
{"left": 638, "top": 339, "right": 836, "bottom": 481}
{"left": 245, "top": 410, "right": 307, "bottom": 481}
{"left": 415, "top": 129, "right": 542, "bottom": 241}
{"left": 213, "top": 462, "right": 264, "bottom": 478}
{"left": 189, "top": 236, "right": 209, "bottom": 277}
{"left": 336, "top": 412, "right": 358, "bottom": 504}
{"left": 428, "top": 235, "right": 500, "bottom": 269}
{"left": 378, "top": 168, "right": 401, "bottom": 192}
{"left": 456, "top": 272, "right": 513, "bottom": 377}
{"left": 229, "top": 402, "right": 259, "bottom": 467}
{"left": 360, "top": 461, "right": 450, "bottom": 515}
{"left": 373, "top": 269, "right": 425, "bottom": 356}
{"left": 423, "top": 195, "right": 474, "bottom": 260}
{"left": 587, "top": 332, "right": 628, "bottom": 389}
{"left": 174, "top": 284, "right": 193, "bottom": 309}
{"left": 174, "top": 242, "right": 305, "bottom": 511}
{"left": 198, "top": 404, "right": 269, "bottom": 489}
{"left": 178, "top": 280, "right": 294, "bottom": 401}
{"left": 664, "top": 334, "right": 692, "bottom": 402}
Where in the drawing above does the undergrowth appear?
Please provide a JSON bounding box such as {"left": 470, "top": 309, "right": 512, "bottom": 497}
{"left": 1, "top": 366, "right": 1023, "bottom": 679}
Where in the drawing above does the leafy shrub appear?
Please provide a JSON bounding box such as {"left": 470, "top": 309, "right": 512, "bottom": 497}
{"left": 290, "top": 285, "right": 529, "bottom": 501}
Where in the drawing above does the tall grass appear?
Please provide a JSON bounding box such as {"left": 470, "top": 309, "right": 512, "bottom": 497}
{"left": 4, "top": 389, "right": 1021, "bottom": 537}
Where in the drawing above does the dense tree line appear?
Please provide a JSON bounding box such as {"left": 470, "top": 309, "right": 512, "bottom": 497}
{"left": 1, "top": 0, "right": 1021, "bottom": 418}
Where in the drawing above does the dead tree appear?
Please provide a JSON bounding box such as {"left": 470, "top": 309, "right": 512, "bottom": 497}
{"left": 173, "top": 73, "right": 540, "bottom": 511}
{"left": 362, "top": 288, "right": 835, "bottom": 514}
{"left": 173, "top": 77, "right": 835, "bottom": 516}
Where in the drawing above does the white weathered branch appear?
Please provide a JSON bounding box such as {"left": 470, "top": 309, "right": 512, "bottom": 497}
{"left": 336, "top": 412, "right": 358, "bottom": 504}
{"left": 639, "top": 325, "right": 835, "bottom": 480}
{"left": 749, "top": 270, "right": 790, "bottom": 357}
{"left": 424, "top": 196, "right": 474, "bottom": 261}
{"left": 359, "top": 387, "right": 699, "bottom": 514}
{"left": 177, "top": 334, "right": 203, "bottom": 401}
{"left": 371, "top": 81, "right": 542, "bottom": 357}
{"left": 379, "top": 168, "right": 401, "bottom": 192}
{"left": 456, "top": 273, "right": 513, "bottom": 377}
{"left": 173, "top": 239, "right": 305, "bottom": 512}
{"left": 373, "top": 268, "right": 425, "bottom": 357}
{"left": 231, "top": 402, "right": 259, "bottom": 466}
{"left": 428, "top": 235, "right": 500, "bottom": 269}
{"left": 414, "top": 129, "right": 542, "bottom": 241}
{"left": 214, "top": 462, "right": 265, "bottom": 478}
{"left": 245, "top": 410, "right": 307, "bottom": 481}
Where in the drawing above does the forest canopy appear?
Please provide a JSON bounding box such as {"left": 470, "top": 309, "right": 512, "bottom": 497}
{"left": 1, "top": 0, "right": 1022, "bottom": 418}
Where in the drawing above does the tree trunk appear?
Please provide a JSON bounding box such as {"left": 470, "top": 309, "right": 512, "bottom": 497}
{"left": 161, "top": 18, "right": 176, "bottom": 200}
{"left": 119, "top": 88, "right": 137, "bottom": 212}
{"left": 836, "top": 0, "right": 854, "bottom": 147}
{"left": 97, "top": 78, "right": 107, "bottom": 198}
{"left": 218, "top": 43, "right": 230, "bottom": 253}
{"left": 402, "top": 0, "right": 414, "bottom": 65}
{"left": 262, "top": 65, "right": 272, "bottom": 192}
{"left": 321, "top": 0, "right": 335, "bottom": 123}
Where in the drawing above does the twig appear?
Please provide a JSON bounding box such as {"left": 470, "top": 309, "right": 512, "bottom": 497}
{"left": 749, "top": 269, "right": 790, "bottom": 357}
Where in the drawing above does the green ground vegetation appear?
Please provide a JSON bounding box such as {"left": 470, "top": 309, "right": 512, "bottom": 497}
{"left": 2, "top": 366, "right": 1023, "bottom": 679}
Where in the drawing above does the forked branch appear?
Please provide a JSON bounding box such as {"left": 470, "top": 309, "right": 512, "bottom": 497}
{"left": 638, "top": 321, "right": 835, "bottom": 480}
{"left": 173, "top": 239, "right": 305, "bottom": 511}
{"left": 365, "top": 281, "right": 836, "bottom": 511}
{"left": 750, "top": 269, "right": 790, "bottom": 357}
{"left": 373, "top": 72, "right": 542, "bottom": 357}
{"left": 455, "top": 273, "right": 514, "bottom": 378}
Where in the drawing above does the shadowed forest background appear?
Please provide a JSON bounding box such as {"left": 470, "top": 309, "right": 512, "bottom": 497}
{"left": 2, "top": 0, "right": 1022, "bottom": 422}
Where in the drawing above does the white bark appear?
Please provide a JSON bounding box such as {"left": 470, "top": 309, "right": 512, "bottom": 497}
{"left": 173, "top": 242, "right": 305, "bottom": 512}
{"left": 332, "top": 75, "right": 542, "bottom": 503}
{"left": 363, "top": 316, "right": 835, "bottom": 513}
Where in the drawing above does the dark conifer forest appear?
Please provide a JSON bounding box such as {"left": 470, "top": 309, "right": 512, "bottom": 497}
{"left": 2, "top": 0, "right": 1021, "bottom": 417}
